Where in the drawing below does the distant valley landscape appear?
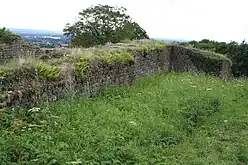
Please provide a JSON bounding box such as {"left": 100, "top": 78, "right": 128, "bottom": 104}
{"left": 8, "top": 28, "right": 69, "bottom": 48}
{"left": 8, "top": 28, "right": 187, "bottom": 48}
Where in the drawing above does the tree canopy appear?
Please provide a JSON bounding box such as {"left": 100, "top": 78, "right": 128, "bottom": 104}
{"left": 0, "top": 27, "right": 20, "bottom": 44}
{"left": 63, "top": 5, "right": 149, "bottom": 47}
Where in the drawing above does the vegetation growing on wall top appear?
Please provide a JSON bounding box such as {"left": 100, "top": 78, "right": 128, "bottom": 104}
{"left": 73, "top": 50, "right": 134, "bottom": 77}
{"left": 36, "top": 62, "right": 61, "bottom": 80}
{"left": 185, "top": 46, "right": 231, "bottom": 62}
{"left": 0, "top": 61, "right": 61, "bottom": 91}
{"left": 100, "top": 50, "right": 135, "bottom": 65}
{"left": 181, "top": 39, "right": 248, "bottom": 77}
{"left": 74, "top": 56, "right": 91, "bottom": 75}
{"left": 0, "top": 39, "right": 231, "bottom": 95}
{"left": 0, "top": 27, "right": 21, "bottom": 44}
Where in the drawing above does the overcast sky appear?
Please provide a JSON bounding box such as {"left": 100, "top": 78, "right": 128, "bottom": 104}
{"left": 0, "top": 0, "right": 247, "bottom": 42}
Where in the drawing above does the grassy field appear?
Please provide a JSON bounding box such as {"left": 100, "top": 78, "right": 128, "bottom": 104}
{"left": 1, "top": 72, "right": 248, "bottom": 164}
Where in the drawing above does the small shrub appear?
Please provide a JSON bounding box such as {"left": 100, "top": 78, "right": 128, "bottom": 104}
{"left": 153, "top": 41, "right": 167, "bottom": 49}
{"left": 0, "top": 69, "right": 7, "bottom": 77}
{"left": 0, "top": 27, "right": 21, "bottom": 44}
{"left": 36, "top": 62, "right": 61, "bottom": 80}
{"left": 141, "top": 45, "right": 150, "bottom": 55}
{"left": 100, "top": 50, "right": 134, "bottom": 65}
{"left": 74, "top": 56, "right": 90, "bottom": 75}
{"left": 139, "top": 40, "right": 167, "bottom": 56}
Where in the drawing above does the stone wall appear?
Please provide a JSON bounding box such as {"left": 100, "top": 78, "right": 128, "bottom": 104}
{"left": 0, "top": 39, "right": 43, "bottom": 60}
{"left": 134, "top": 48, "right": 171, "bottom": 77}
{"left": 169, "top": 45, "right": 232, "bottom": 77}
{"left": 0, "top": 45, "right": 232, "bottom": 109}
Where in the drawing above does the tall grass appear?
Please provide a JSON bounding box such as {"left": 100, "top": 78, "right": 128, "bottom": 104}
{"left": 1, "top": 72, "right": 248, "bottom": 164}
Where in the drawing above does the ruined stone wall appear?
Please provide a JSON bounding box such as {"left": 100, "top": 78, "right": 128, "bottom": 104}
{"left": 170, "top": 45, "right": 232, "bottom": 77}
{"left": 0, "top": 45, "right": 232, "bottom": 109}
{"left": 134, "top": 47, "right": 171, "bottom": 77}
{"left": 169, "top": 45, "right": 198, "bottom": 72}
{"left": 0, "top": 63, "right": 135, "bottom": 108}
{"left": 0, "top": 39, "right": 43, "bottom": 60}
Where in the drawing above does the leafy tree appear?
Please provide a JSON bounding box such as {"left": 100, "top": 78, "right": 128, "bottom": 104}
{"left": 0, "top": 27, "right": 20, "bottom": 44}
{"left": 63, "top": 5, "right": 149, "bottom": 47}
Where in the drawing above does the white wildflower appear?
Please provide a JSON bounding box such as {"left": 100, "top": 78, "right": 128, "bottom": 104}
{"left": 28, "top": 107, "right": 40, "bottom": 113}
{"left": 224, "top": 120, "right": 228, "bottom": 123}
{"left": 206, "top": 88, "right": 212, "bottom": 91}
{"left": 129, "top": 121, "right": 137, "bottom": 126}
{"left": 66, "top": 159, "right": 82, "bottom": 165}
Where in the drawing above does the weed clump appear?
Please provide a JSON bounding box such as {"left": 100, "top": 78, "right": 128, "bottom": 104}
{"left": 139, "top": 40, "right": 167, "bottom": 55}
{"left": 74, "top": 56, "right": 91, "bottom": 76}
{"left": 73, "top": 50, "right": 134, "bottom": 77}
{"left": 100, "top": 50, "right": 135, "bottom": 65}
{"left": 36, "top": 62, "right": 61, "bottom": 80}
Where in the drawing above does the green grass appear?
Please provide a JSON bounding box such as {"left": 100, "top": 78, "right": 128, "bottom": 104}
{"left": 1, "top": 72, "right": 248, "bottom": 164}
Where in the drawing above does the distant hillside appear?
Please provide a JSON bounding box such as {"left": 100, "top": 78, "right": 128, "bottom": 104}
{"left": 9, "top": 28, "right": 63, "bottom": 36}
{"left": 152, "top": 37, "right": 188, "bottom": 43}
{"left": 7, "top": 28, "right": 68, "bottom": 48}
